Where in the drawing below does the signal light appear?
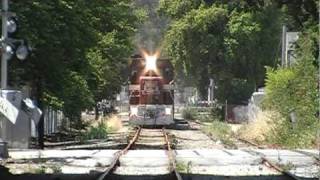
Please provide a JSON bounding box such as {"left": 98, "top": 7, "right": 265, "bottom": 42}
{"left": 7, "top": 17, "right": 17, "bottom": 34}
{"left": 16, "top": 44, "right": 29, "bottom": 60}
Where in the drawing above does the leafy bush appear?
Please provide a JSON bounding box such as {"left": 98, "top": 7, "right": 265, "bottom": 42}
{"left": 83, "top": 122, "right": 109, "bottom": 140}
{"left": 209, "top": 103, "right": 223, "bottom": 120}
{"left": 182, "top": 108, "right": 197, "bottom": 120}
{"left": 203, "top": 120, "right": 234, "bottom": 147}
{"left": 216, "top": 78, "right": 255, "bottom": 105}
{"left": 263, "top": 27, "right": 318, "bottom": 148}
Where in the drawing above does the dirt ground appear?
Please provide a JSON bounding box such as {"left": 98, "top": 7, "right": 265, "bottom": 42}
{"left": 168, "top": 122, "right": 225, "bottom": 149}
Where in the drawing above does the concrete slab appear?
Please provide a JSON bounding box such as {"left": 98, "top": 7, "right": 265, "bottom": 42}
{"left": 123, "top": 150, "right": 167, "bottom": 158}
{"left": 67, "top": 157, "right": 113, "bottom": 167}
{"left": 297, "top": 149, "right": 319, "bottom": 155}
{"left": 190, "top": 149, "right": 231, "bottom": 157}
{"left": 176, "top": 149, "right": 261, "bottom": 166}
{"left": 61, "top": 166, "right": 95, "bottom": 174}
{"left": 9, "top": 149, "right": 118, "bottom": 159}
{"left": 176, "top": 156, "right": 261, "bottom": 166}
{"left": 114, "top": 166, "right": 170, "bottom": 175}
{"left": 289, "top": 165, "right": 320, "bottom": 178}
{"left": 4, "top": 149, "right": 319, "bottom": 178}
{"left": 190, "top": 165, "right": 280, "bottom": 176}
{"left": 224, "top": 149, "right": 254, "bottom": 156}
{"left": 120, "top": 150, "right": 169, "bottom": 166}
{"left": 253, "top": 149, "right": 315, "bottom": 166}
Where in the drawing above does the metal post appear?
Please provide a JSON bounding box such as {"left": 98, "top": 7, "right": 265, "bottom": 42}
{"left": 281, "top": 25, "right": 287, "bottom": 68}
{"left": 0, "top": 0, "right": 8, "bottom": 158}
{"left": 1, "top": 0, "right": 8, "bottom": 89}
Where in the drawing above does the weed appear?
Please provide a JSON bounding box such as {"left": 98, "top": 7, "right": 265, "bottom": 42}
{"left": 202, "top": 120, "right": 235, "bottom": 148}
{"left": 51, "top": 165, "right": 62, "bottom": 173}
{"left": 280, "top": 162, "right": 295, "bottom": 171}
{"left": 83, "top": 122, "right": 109, "bottom": 140}
{"left": 34, "top": 165, "right": 46, "bottom": 174}
{"left": 237, "top": 110, "right": 277, "bottom": 144}
{"left": 176, "top": 161, "right": 192, "bottom": 173}
{"left": 182, "top": 108, "right": 197, "bottom": 120}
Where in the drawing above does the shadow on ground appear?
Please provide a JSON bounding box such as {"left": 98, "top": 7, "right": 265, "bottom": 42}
{"left": 0, "top": 169, "right": 316, "bottom": 180}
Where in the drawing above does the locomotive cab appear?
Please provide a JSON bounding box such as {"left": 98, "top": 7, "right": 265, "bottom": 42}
{"left": 128, "top": 55, "right": 174, "bottom": 126}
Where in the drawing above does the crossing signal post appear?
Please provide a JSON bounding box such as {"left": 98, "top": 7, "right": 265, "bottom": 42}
{"left": 0, "top": 0, "right": 31, "bottom": 157}
{"left": 1, "top": 0, "right": 30, "bottom": 89}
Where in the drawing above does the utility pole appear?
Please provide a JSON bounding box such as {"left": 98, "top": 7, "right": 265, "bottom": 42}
{"left": 1, "top": 0, "right": 8, "bottom": 89}
{"left": 281, "top": 25, "right": 287, "bottom": 67}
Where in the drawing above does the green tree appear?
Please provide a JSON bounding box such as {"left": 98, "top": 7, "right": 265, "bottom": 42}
{"left": 161, "top": 1, "right": 281, "bottom": 103}
{"left": 9, "top": 0, "right": 141, "bottom": 147}
{"left": 264, "top": 25, "right": 318, "bottom": 147}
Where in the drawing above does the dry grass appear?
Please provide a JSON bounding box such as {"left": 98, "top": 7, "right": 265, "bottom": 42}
{"left": 237, "top": 110, "right": 279, "bottom": 143}
{"left": 104, "top": 115, "right": 123, "bottom": 131}
{"left": 88, "top": 114, "right": 122, "bottom": 131}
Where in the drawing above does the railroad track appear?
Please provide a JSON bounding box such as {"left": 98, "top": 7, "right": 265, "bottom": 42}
{"left": 162, "top": 127, "right": 183, "bottom": 180}
{"left": 97, "top": 126, "right": 182, "bottom": 180}
{"left": 237, "top": 138, "right": 309, "bottom": 180}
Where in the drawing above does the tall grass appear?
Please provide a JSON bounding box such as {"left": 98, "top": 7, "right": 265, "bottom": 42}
{"left": 182, "top": 108, "right": 197, "bottom": 120}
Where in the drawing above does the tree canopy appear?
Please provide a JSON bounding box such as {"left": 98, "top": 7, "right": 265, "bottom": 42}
{"left": 160, "top": 0, "right": 282, "bottom": 103}
{"left": 9, "top": 0, "right": 143, "bottom": 120}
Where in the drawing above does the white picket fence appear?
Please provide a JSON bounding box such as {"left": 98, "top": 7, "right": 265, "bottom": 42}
{"left": 31, "top": 106, "right": 68, "bottom": 137}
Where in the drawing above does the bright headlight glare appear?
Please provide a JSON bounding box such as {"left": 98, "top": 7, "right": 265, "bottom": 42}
{"left": 130, "top": 107, "right": 138, "bottom": 116}
{"left": 165, "top": 107, "right": 172, "bottom": 115}
{"left": 145, "top": 55, "right": 157, "bottom": 71}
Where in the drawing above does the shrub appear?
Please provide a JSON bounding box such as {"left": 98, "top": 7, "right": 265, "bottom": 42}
{"left": 263, "top": 27, "right": 318, "bottom": 148}
{"left": 237, "top": 110, "right": 278, "bottom": 144}
{"left": 182, "top": 108, "right": 197, "bottom": 120}
{"left": 203, "top": 120, "right": 234, "bottom": 147}
{"left": 83, "top": 122, "right": 109, "bottom": 140}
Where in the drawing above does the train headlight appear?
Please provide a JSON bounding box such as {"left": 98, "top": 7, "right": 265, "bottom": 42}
{"left": 165, "top": 107, "right": 172, "bottom": 115}
{"left": 145, "top": 55, "right": 157, "bottom": 71}
{"left": 130, "top": 107, "right": 138, "bottom": 116}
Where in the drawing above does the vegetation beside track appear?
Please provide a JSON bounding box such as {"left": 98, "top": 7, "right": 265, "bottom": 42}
{"left": 182, "top": 107, "right": 235, "bottom": 148}
{"left": 202, "top": 121, "right": 235, "bottom": 148}
{"left": 261, "top": 29, "right": 319, "bottom": 148}
{"left": 79, "top": 115, "right": 120, "bottom": 141}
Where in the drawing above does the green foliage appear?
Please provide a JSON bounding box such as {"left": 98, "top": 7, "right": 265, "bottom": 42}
{"left": 34, "top": 166, "right": 46, "bottom": 174}
{"left": 182, "top": 108, "right": 197, "bottom": 120}
{"left": 83, "top": 122, "right": 109, "bottom": 140}
{"left": 161, "top": 1, "right": 281, "bottom": 102}
{"left": 158, "top": 0, "right": 202, "bottom": 19}
{"left": 9, "top": 0, "right": 141, "bottom": 124}
{"left": 209, "top": 104, "right": 224, "bottom": 120}
{"left": 176, "top": 161, "right": 192, "bottom": 173}
{"left": 203, "top": 120, "right": 234, "bottom": 147}
{"left": 51, "top": 165, "right": 62, "bottom": 174}
{"left": 263, "top": 24, "right": 318, "bottom": 148}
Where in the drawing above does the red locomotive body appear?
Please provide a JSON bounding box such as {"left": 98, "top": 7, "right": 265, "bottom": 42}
{"left": 128, "top": 55, "right": 174, "bottom": 125}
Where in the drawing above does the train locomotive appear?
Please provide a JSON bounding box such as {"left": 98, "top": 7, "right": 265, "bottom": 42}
{"left": 128, "top": 54, "right": 174, "bottom": 125}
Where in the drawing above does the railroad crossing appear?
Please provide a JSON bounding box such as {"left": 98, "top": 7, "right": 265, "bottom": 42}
{"left": 3, "top": 148, "right": 319, "bottom": 179}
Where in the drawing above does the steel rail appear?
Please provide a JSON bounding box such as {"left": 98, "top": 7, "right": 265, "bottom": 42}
{"left": 261, "top": 157, "right": 302, "bottom": 180}
{"left": 97, "top": 127, "right": 141, "bottom": 180}
{"left": 237, "top": 138, "right": 264, "bottom": 149}
{"left": 162, "top": 127, "right": 183, "bottom": 180}
{"left": 292, "top": 149, "right": 320, "bottom": 165}
{"left": 239, "top": 139, "right": 302, "bottom": 180}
